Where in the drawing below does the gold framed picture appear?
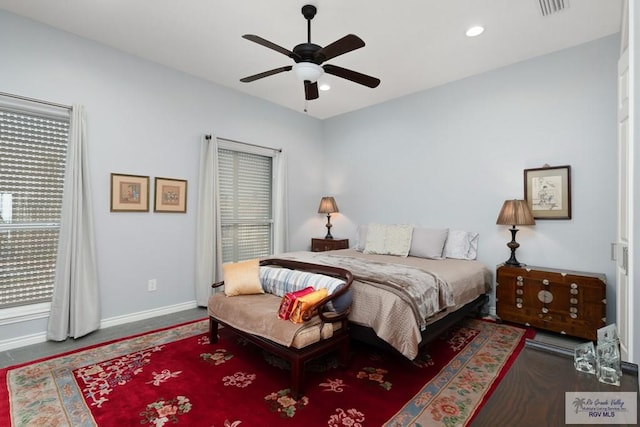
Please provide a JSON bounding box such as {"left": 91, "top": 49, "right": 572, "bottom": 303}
{"left": 524, "top": 165, "right": 571, "bottom": 220}
{"left": 154, "top": 177, "right": 187, "bottom": 213}
{"left": 110, "top": 173, "right": 150, "bottom": 212}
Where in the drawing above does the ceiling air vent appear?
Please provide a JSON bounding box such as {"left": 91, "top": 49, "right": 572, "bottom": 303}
{"left": 538, "top": 0, "right": 569, "bottom": 16}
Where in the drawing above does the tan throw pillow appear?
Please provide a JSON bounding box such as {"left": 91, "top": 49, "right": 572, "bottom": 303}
{"left": 222, "top": 259, "right": 263, "bottom": 296}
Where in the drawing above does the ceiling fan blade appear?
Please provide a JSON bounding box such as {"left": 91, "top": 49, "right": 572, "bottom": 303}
{"left": 240, "top": 65, "right": 293, "bottom": 83}
{"left": 314, "top": 34, "right": 365, "bottom": 62}
{"left": 305, "top": 81, "right": 319, "bottom": 100}
{"left": 242, "top": 34, "right": 300, "bottom": 60}
{"left": 323, "top": 64, "right": 380, "bottom": 88}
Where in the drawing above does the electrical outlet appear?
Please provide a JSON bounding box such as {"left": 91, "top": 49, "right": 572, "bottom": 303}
{"left": 148, "top": 279, "right": 157, "bottom": 292}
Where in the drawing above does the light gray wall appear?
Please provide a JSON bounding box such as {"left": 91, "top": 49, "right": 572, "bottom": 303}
{"left": 323, "top": 35, "right": 620, "bottom": 321}
{"left": 0, "top": 10, "right": 325, "bottom": 342}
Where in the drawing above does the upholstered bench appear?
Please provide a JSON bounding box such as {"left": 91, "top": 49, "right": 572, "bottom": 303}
{"left": 207, "top": 258, "right": 353, "bottom": 398}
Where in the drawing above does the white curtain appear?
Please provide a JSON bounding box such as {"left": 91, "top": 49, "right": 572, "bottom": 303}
{"left": 272, "top": 150, "right": 289, "bottom": 254}
{"left": 195, "top": 135, "right": 223, "bottom": 306}
{"left": 47, "top": 105, "right": 100, "bottom": 341}
{"left": 195, "top": 136, "right": 288, "bottom": 304}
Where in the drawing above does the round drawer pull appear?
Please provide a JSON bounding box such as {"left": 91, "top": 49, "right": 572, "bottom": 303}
{"left": 570, "top": 307, "right": 578, "bottom": 314}
{"left": 570, "top": 298, "right": 578, "bottom": 304}
{"left": 542, "top": 279, "right": 550, "bottom": 286}
{"left": 570, "top": 313, "right": 578, "bottom": 319}
{"left": 570, "top": 283, "right": 578, "bottom": 289}
{"left": 516, "top": 289, "right": 523, "bottom": 295}
{"left": 570, "top": 289, "right": 578, "bottom": 295}
{"left": 541, "top": 307, "right": 549, "bottom": 314}
{"left": 516, "top": 303, "right": 523, "bottom": 309}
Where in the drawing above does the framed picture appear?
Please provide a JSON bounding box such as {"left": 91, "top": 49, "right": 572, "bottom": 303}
{"left": 154, "top": 177, "right": 187, "bottom": 213}
{"left": 524, "top": 165, "right": 571, "bottom": 219}
{"left": 110, "top": 173, "right": 150, "bottom": 212}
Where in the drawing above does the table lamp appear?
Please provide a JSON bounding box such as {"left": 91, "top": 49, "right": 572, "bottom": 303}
{"left": 318, "top": 196, "right": 339, "bottom": 239}
{"left": 496, "top": 199, "right": 535, "bottom": 267}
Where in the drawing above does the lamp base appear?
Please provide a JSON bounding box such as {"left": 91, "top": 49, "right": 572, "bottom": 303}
{"left": 324, "top": 213, "right": 334, "bottom": 239}
{"left": 503, "top": 258, "right": 524, "bottom": 267}
{"left": 504, "top": 226, "right": 524, "bottom": 267}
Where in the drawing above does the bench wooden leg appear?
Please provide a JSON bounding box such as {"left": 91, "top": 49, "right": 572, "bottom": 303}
{"left": 209, "top": 316, "right": 219, "bottom": 343}
{"left": 290, "top": 358, "right": 303, "bottom": 399}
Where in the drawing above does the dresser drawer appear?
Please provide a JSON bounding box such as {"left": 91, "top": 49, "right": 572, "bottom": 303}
{"left": 496, "top": 265, "right": 606, "bottom": 340}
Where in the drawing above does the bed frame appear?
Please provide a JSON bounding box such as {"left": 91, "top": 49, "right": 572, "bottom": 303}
{"left": 348, "top": 293, "right": 490, "bottom": 357}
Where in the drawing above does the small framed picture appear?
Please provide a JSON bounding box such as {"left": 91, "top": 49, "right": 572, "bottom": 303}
{"left": 524, "top": 165, "right": 571, "bottom": 219}
{"left": 110, "top": 173, "right": 150, "bottom": 212}
{"left": 154, "top": 177, "right": 187, "bottom": 213}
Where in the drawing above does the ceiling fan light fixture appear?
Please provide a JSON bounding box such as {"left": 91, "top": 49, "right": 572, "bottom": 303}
{"left": 465, "top": 25, "right": 485, "bottom": 37}
{"left": 319, "top": 82, "right": 331, "bottom": 91}
{"left": 293, "top": 62, "right": 324, "bottom": 82}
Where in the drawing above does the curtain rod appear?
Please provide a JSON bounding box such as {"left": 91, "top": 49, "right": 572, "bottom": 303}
{"left": 206, "top": 135, "right": 282, "bottom": 153}
{"left": 0, "top": 91, "right": 72, "bottom": 111}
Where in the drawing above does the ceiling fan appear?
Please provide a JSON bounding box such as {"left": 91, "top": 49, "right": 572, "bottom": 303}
{"left": 239, "top": 4, "right": 381, "bottom": 101}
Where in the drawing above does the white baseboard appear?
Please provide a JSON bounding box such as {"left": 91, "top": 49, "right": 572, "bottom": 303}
{"left": 489, "top": 305, "right": 496, "bottom": 318}
{"left": 0, "top": 331, "right": 49, "bottom": 353}
{"left": 99, "top": 301, "right": 198, "bottom": 329}
{"left": 0, "top": 301, "right": 199, "bottom": 352}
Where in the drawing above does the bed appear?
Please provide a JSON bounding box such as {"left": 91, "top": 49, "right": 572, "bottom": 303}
{"left": 276, "top": 247, "right": 492, "bottom": 360}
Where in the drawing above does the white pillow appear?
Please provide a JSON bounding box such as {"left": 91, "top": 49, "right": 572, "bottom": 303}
{"left": 363, "top": 223, "right": 414, "bottom": 257}
{"left": 354, "top": 224, "right": 369, "bottom": 252}
{"left": 443, "top": 230, "right": 479, "bottom": 260}
{"left": 409, "top": 227, "right": 449, "bottom": 259}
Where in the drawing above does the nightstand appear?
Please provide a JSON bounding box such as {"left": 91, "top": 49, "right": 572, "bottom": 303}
{"left": 311, "top": 238, "right": 349, "bottom": 252}
{"left": 496, "top": 264, "right": 606, "bottom": 341}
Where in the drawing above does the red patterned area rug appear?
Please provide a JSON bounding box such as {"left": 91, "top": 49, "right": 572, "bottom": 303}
{"left": 1, "top": 318, "right": 533, "bottom": 426}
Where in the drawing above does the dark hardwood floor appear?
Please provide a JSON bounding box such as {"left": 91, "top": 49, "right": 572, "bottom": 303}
{"left": 471, "top": 339, "right": 639, "bottom": 427}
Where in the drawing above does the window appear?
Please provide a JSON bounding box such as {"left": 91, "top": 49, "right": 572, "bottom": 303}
{"left": 218, "top": 146, "right": 273, "bottom": 263}
{"left": 0, "top": 101, "right": 69, "bottom": 309}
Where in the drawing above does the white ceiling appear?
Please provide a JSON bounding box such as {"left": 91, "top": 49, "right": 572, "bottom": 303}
{"left": 0, "top": 0, "right": 623, "bottom": 119}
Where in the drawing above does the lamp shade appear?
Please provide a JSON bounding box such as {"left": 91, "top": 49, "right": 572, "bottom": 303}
{"left": 496, "top": 199, "right": 535, "bottom": 226}
{"left": 318, "top": 196, "right": 339, "bottom": 214}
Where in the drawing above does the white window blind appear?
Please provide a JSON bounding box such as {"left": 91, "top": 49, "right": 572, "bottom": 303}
{"left": 0, "top": 106, "right": 69, "bottom": 308}
{"left": 218, "top": 147, "right": 273, "bottom": 263}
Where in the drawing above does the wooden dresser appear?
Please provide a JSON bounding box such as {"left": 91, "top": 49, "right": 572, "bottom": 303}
{"left": 496, "top": 265, "right": 606, "bottom": 340}
{"left": 311, "top": 238, "right": 349, "bottom": 252}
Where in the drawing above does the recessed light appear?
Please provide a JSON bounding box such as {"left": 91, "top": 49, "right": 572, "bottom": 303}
{"left": 466, "top": 26, "right": 485, "bottom": 37}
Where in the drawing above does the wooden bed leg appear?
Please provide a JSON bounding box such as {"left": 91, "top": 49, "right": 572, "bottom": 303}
{"left": 209, "top": 317, "right": 219, "bottom": 344}
{"left": 339, "top": 339, "right": 350, "bottom": 368}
